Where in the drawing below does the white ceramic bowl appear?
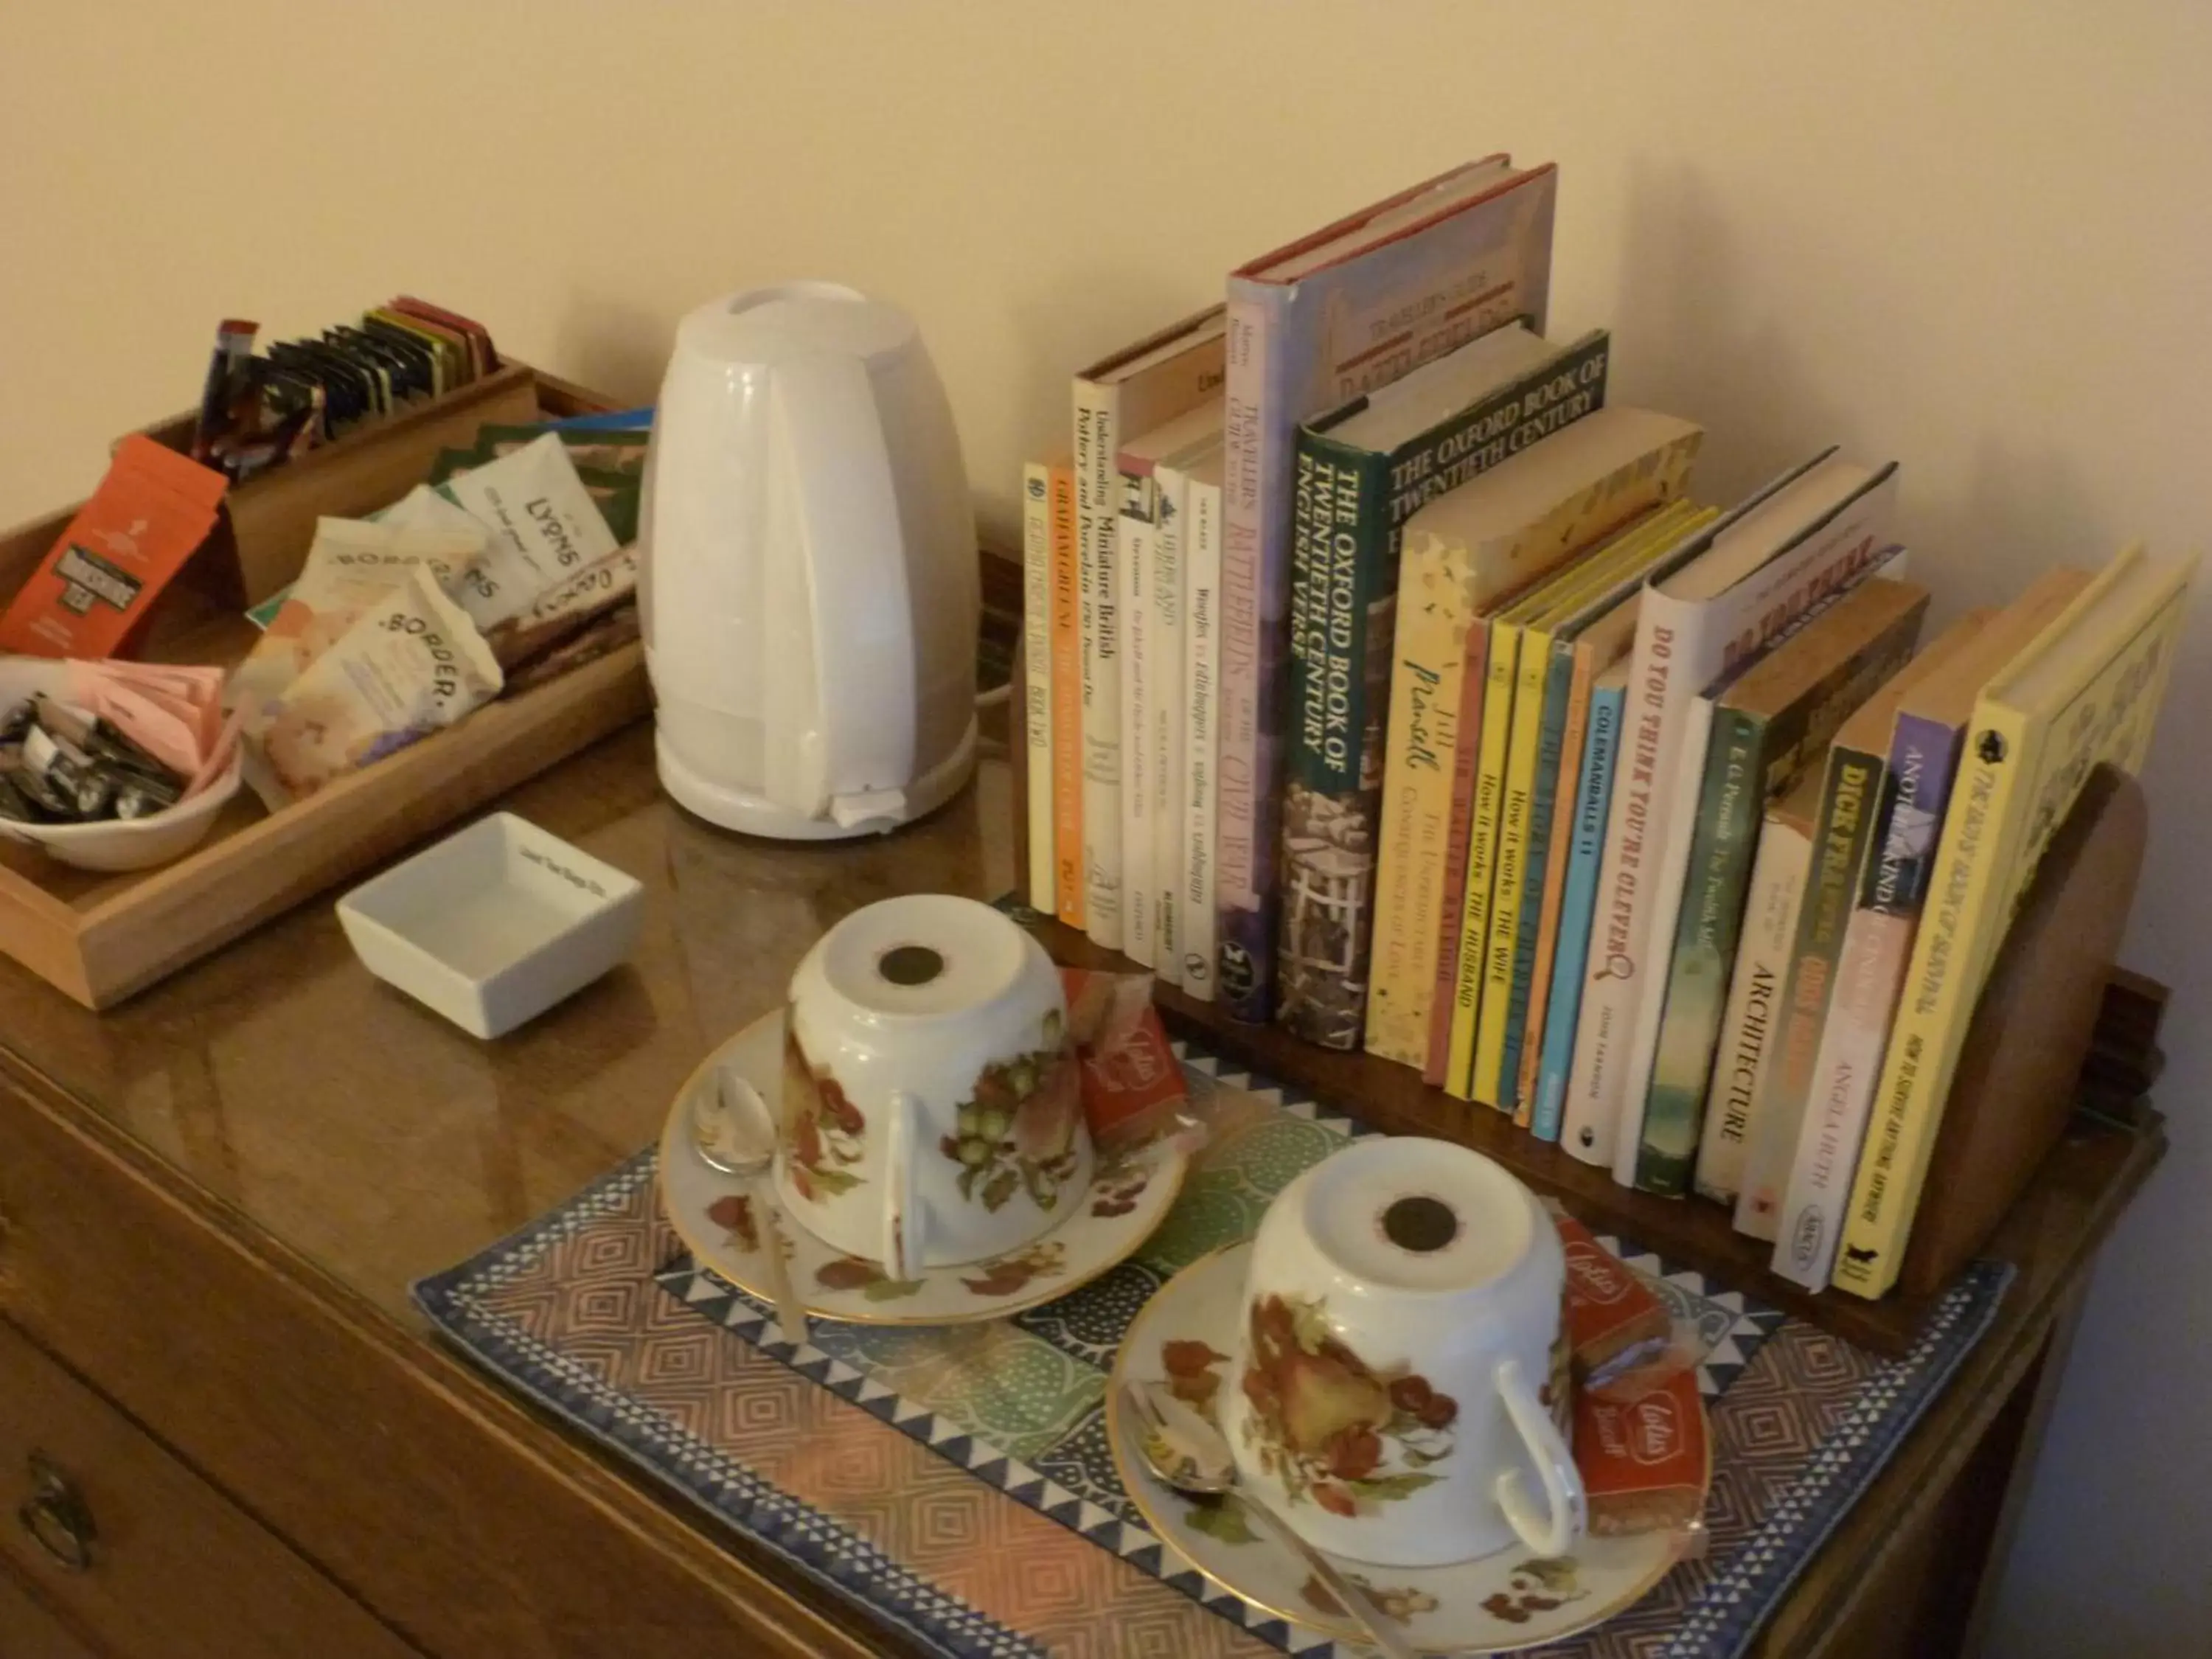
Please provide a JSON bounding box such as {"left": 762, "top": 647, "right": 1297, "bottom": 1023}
{"left": 335, "top": 813, "right": 644, "bottom": 1038}
{"left": 0, "top": 657, "right": 244, "bottom": 872}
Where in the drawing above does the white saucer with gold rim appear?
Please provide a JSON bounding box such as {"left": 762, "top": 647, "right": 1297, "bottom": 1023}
{"left": 659, "top": 1008, "right": 1189, "bottom": 1326}
{"left": 1108, "top": 1242, "right": 1699, "bottom": 1654}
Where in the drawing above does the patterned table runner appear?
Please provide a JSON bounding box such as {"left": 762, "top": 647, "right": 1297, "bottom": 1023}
{"left": 417, "top": 1041, "right": 2009, "bottom": 1658}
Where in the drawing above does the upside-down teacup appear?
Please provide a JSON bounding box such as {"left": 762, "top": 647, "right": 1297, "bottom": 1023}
{"left": 1218, "top": 1135, "right": 1584, "bottom": 1566}
{"left": 778, "top": 894, "right": 1091, "bottom": 1279}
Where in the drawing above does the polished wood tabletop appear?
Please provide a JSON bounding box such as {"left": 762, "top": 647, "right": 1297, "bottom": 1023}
{"left": 0, "top": 723, "right": 1016, "bottom": 1330}
{"left": 0, "top": 714, "right": 2162, "bottom": 1659}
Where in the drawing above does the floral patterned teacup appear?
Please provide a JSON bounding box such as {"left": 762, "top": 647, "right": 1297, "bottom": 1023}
{"left": 1220, "top": 1136, "right": 1585, "bottom": 1567}
{"left": 779, "top": 894, "right": 1090, "bottom": 1279}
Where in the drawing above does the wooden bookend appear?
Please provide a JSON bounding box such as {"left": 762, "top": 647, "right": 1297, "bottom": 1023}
{"left": 1896, "top": 763, "right": 2147, "bottom": 1298}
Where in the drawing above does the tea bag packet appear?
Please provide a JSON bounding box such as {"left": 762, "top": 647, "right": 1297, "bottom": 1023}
{"left": 501, "top": 603, "right": 639, "bottom": 696}
{"left": 372, "top": 481, "right": 492, "bottom": 540}
{"left": 0, "top": 436, "right": 229, "bottom": 659}
{"left": 253, "top": 566, "right": 502, "bottom": 807}
{"left": 477, "top": 423, "right": 648, "bottom": 480}
{"left": 438, "top": 433, "right": 621, "bottom": 627}
{"left": 432, "top": 440, "right": 638, "bottom": 549}
{"left": 481, "top": 545, "right": 639, "bottom": 671}
{"left": 227, "top": 518, "right": 487, "bottom": 736}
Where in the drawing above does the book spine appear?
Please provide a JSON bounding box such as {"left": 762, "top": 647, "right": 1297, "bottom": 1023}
{"left": 1278, "top": 438, "right": 1391, "bottom": 1047}
{"left": 1180, "top": 473, "right": 1224, "bottom": 1001}
{"left": 1516, "top": 641, "right": 1596, "bottom": 1116}
{"left": 1422, "top": 612, "right": 1492, "bottom": 1082}
{"left": 1445, "top": 618, "right": 1523, "bottom": 1098}
{"left": 1696, "top": 810, "right": 1811, "bottom": 1204}
{"left": 1048, "top": 462, "right": 1085, "bottom": 927}
{"left": 1561, "top": 592, "right": 1686, "bottom": 1164}
{"left": 1774, "top": 723, "right": 1935, "bottom": 1285}
{"left": 1073, "top": 380, "right": 1124, "bottom": 947}
{"left": 1020, "top": 462, "right": 1057, "bottom": 912}
{"left": 1477, "top": 622, "right": 1558, "bottom": 1108}
{"left": 1385, "top": 330, "right": 1612, "bottom": 524}
{"left": 1636, "top": 705, "right": 1762, "bottom": 1193}
{"left": 1117, "top": 473, "right": 1158, "bottom": 969}
{"left": 1503, "top": 640, "right": 1581, "bottom": 1123}
{"left": 1152, "top": 462, "right": 1192, "bottom": 991}
{"left": 1832, "top": 703, "right": 2024, "bottom": 1295}
{"left": 1217, "top": 288, "right": 1285, "bottom": 1020}
{"left": 1609, "top": 695, "right": 1719, "bottom": 1184}
{"left": 1870, "top": 711, "right": 1969, "bottom": 921}
{"left": 1773, "top": 891, "right": 1909, "bottom": 1289}
{"left": 1735, "top": 744, "right": 1885, "bottom": 1239}
{"left": 1365, "top": 529, "right": 1473, "bottom": 1065}
{"left": 1533, "top": 681, "right": 1624, "bottom": 1139}
{"left": 1562, "top": 480, "right": 1895, "bottom": 1169}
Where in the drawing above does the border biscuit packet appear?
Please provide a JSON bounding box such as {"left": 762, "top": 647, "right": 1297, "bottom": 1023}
{"left": 227, "top": 519, "right": 486, "bottom": 737}
{"left": 254, "top": 566, "right": 501, "bottom": 807}
{"left": 246, "top": 488, "right": 487, "bottom": 633}
{"left": 439, "top": 433, "right": 620, "bottom": 625}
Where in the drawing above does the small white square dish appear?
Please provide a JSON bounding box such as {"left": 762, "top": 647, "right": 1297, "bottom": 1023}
{"left": 336, "top": 812, "right": 644, "bottom": 1038}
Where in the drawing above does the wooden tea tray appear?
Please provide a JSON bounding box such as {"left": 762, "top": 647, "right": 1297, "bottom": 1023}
{"left": 0, "top": 368, "right": 650, "bottom": 1009}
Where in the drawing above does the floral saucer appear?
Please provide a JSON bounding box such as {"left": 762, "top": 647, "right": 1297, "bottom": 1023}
{"left": 659, "top": 1008, "right": 1189, "bottom": 1326}
{"left": 1107, "top": 1242, "right": 1692, "bottom": 1654}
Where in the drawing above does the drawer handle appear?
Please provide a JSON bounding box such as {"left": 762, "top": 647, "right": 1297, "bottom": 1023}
{"left": 18, "top": 1453, "right": 97, "bottom": 1573}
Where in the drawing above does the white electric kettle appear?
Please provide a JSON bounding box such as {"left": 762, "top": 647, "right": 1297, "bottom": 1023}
{"left": 641, "top": 282, "right": 979, "bottom": 839}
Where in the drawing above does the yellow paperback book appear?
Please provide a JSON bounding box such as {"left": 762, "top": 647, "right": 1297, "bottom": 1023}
{"left": 1366, "top": 526, "right": 1484, "bottom": 1065}
{"left": 1514, "top": 503, "right": 1718, "bottom": 1118}
{"left": 1467, "top": 509, "right": 1695, "bottom": 1107}
{"left": 1833, "top": 544, "right": 2197, "bottom": 1298}
{"left": 1446, "top": 540, "right": 1638, "bottom": 1101}
{"left": 1366, "top": 408, "right": 1704, "bottom": 1068}
{"left": 1444, "top": 600, "right": 1536, "bottom": 1097}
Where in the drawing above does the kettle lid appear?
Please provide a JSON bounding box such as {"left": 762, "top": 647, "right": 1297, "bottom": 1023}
{"left": 676, "top": 282, "right": 916, "bottom": 368}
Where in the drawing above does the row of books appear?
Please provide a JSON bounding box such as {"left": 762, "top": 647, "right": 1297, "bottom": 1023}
{"left": 1020, "top": 156, "right": 1562, "bottom": 1015}
{"left": 1019, "top": 156, "right": 2196, "bottom": 1298}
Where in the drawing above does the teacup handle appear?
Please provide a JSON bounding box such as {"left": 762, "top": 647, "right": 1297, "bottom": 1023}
{"left": 881, "top": 1090, "right": 928, "bottom": 1281}
{"left": 1494, "top": 1357, "right": 1587, "bottom": 1557}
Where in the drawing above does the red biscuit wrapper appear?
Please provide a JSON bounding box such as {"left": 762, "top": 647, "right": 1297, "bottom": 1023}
{"left": 1060, "top": 967, "right": 1185, "bottom": 1147}
{"left": 1555, "top": 1211, "right": 1672, "bottom": 1380}
{"left": 1575, "top": 1365, "right": 1708, "bottom": 1536}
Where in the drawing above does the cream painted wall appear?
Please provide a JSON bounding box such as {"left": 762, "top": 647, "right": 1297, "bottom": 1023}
{"left": 4, "top": 4, "right": 2206, "bottom": 1649}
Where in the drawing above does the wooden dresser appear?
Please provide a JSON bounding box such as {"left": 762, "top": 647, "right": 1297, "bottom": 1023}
{"left": 0, "top": 726, "right": 2162, "bottom": 1658}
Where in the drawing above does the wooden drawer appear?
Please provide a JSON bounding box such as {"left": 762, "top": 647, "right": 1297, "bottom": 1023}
{"left": 0, "top": 1320, "right": 414, "bottom": 1659}
{"left": 0, "top": 1068, "right": 893, "bottom": 1658}
{"left": 0, "top": 1561, "right": 105, "bottom": 1659}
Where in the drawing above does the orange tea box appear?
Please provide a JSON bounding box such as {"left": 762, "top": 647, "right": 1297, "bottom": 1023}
{"left": 0, "top": 437, "right": 227, "bottom": 658}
